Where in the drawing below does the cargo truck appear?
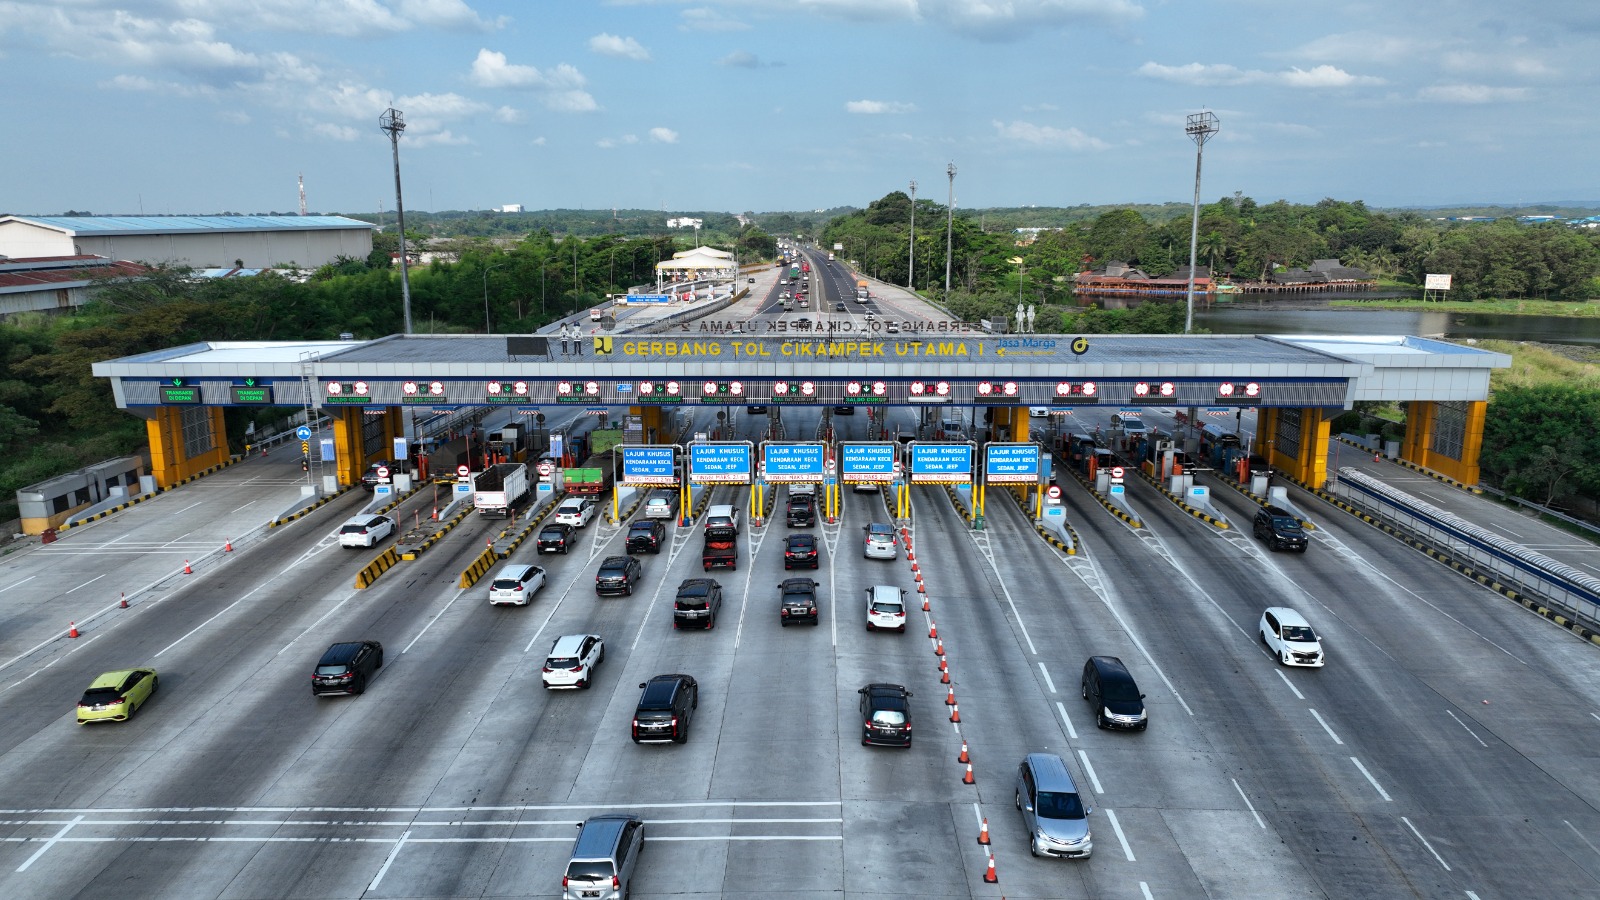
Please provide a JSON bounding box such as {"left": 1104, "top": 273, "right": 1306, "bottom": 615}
{"left": 561, "top": 450, "right": 616, "bottom": 496}
{"left": 855, "top": 279, "right": 870, "bottom": 301}
{"left": 701, "top": 525, "right": 739, "bottom": 571}
{"left": 473, "top": 462, "right": 530, "bottom": 517}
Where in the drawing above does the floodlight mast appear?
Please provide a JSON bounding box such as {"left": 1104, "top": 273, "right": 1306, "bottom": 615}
{"left": 907, "top": 179, "right": 917, "bottom": 289}
{"left": 1183, "top": 111, "right": 1219, "bottom": 335}
{"left": 380, "top": 107, "right": 414, "bottom": 335}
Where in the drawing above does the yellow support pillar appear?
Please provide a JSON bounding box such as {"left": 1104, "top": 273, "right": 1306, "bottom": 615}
{"left": 1401, "top": 400, "right": 1486, "bottom": 484}
{"left": 329, "top": 407, "right": 374, "bottom": 487}
{"left": 143, "top": 406, "right": 229, "bottom": 489}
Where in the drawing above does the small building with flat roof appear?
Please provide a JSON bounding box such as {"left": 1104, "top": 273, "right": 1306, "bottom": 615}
{"left": 0, "top": 215, "right": 375, "bottom": 270}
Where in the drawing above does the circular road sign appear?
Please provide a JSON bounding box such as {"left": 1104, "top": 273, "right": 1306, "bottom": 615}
{"left": 537, "top": 462, "right": 554, "bottom": 476}
{"left": 1047, "top": 484, "right": 1062, "bottom": 500}
{"left": 457, "top": 464, "right": 470, "bottom": 478}
{"left": 376, "top": 466, "right": 390, "bottom": 479}
{"left": 295, "top": 425, "right": 311, "bottom": 441}
{"left": 1110, "top": 466, "right": 1125, "bottom": 479}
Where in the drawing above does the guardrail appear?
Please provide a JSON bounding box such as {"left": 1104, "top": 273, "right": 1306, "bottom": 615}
{"left": 1334, "top": 468, "right": 1600, "bottom": 631}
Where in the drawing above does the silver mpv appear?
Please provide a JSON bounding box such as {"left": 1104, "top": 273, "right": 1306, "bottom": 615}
{"left": 1016, "top": 752, "right": 1093, "bottom": 859}
{"left": 564, "top": 814, "right": 643, "bottom": 900}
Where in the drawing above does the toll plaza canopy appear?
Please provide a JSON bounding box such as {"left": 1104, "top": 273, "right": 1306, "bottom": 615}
{"left": 93, "top": 332, "right": 1507, "bottom": 411}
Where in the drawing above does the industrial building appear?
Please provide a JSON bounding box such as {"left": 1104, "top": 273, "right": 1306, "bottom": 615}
{"left": 0, "top": 215, "right": 375, "bottom": 270}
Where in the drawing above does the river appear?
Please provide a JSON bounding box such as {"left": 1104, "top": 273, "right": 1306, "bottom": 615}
{"left": 1194, "top": 297, "right": 1600, "bottom": 347}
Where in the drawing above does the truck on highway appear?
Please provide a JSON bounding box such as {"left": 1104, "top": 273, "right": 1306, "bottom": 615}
{"left": 855, "top": 279, "right": 870, "bottom": 301}
{"left": 562, "top": 450, "right": 616, "bottom": 497}
{"left": 473, "top": 462, "right": 530, "bottom": 517}
{"left": 702, "top": 524, "right": 739, "bottom": 571}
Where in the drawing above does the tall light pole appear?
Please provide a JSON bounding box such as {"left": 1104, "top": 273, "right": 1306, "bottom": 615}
{"left": 379, "top": 107, "right": 414, "bottom": 334}
{"left": 907, "top": 179, "right": 917, "bottom": 290}
{"left": 1183, "top": 111, "right": 1219, "bottom": 334}
{"left": 482, "top": 261, "right": 503, "bottom": 333}
{"left": 944, "top": 163, "right": 956, "bottom": 300}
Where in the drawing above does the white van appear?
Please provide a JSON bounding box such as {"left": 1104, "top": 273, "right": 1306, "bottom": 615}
{"left": 1110, "top": 414, "right": 1147, "bottom": 436}
{"left": 704, "top": 504, "right": 741, "bottom": 534}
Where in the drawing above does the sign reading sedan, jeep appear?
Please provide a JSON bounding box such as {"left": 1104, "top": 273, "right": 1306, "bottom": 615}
{"left": 984, "top": 442, "right": 1040, "bottom": 484}
{"left": 621, "top": 446, "right": 677, "bottom": 486}
{"left": 763, "top": 443, "right": 824, "bottom": 483}
{"left": 840, "top": 442, "right": 896, "bottom": 483}
{"left": 688, "top": 442, "right": 752, "bottom": 484}
{"left": 909, "top": 443, "right": 973, "bottom": 484}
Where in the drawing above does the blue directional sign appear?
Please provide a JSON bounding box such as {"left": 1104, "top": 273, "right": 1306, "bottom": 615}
{"left": 840, "top": 442, "right": 895, "bottom": 483}
{"left": 910, "top": 443, "right": 973, "bottom": 484}
{"left": 763, "top": 443, "right": 824, "bottom": 483}
{"left": 985, "top": 443, "right": 1041, "bottom": 484}
{"left": 295, "top": 425, "right": 311, "bottom": 441}
{"left": 688, "top": 442, "right": 752, "bottom": 484}
{"left": 621, "top": 446, "right": 677, "bottom": 486}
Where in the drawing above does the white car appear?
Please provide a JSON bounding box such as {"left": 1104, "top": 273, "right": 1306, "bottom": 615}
{"left": 866, "top": 585, "right": 907, "bottom": 632}
{"left": 488, "top": 564, "right": 546, "bottom": 606}
{"left": 542, "top": 633, "right": 605, "bottom": 689}
{"left": 554, "top": 497, "right": 597, "bottom": 528}
{"left": 1029, "top": 407, "right": 1051, "bottom": 418}
{"left": 643, "top": 495, "right": 675, "bottom": 519}
{"left": 338, "top": 514, "right": 396, "bottom": 548}
{"left": 863, "top": 522, "right": 898, "bottom": 560}
{"left": 1260, "top": 607, "right": 1325, "bottom": 667}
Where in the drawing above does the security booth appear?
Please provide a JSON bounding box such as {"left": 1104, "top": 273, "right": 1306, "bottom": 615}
{"left": 17, "top": 455, "right": 146, "bottom": 535}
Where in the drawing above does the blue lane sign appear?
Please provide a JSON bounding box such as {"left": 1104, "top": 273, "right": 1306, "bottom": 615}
{"left": 840, "top": 442, "right": 895, "bottom": 483}
{"left": 764, "top": 443, "right": 824, "bottom": 483}
{"left": 985, "top": 443, "right": 1040, "bottom": 484}
{"left": 910, "top": 443, "right": 973, "bottom": 484}
{"left": 622, "top": 446, "right": 677, "bottom": 485}
{"left": 688, "top": 442, "right": 752, "bottom": 484}
{"left": 295, "top": 425, "right": 311, "bottom": 441}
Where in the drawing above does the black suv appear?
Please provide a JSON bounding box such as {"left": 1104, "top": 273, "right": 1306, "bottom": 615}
{"left": 786, "top": 494, "right": 816, "bottom": 527}
{"left": 673, "top": 578, "right": 723, "bottom": 629}
{"left": 778, "top": 577, "right": 820, "bottom": 626}
{"left": 632, "top": 674, "right": 698, "bottom": 743}
{"left": 626, "top": 520, "right": 666, "bottom": 554}
{"left": 783, "top": 533, "right": 819, "bottom": 569}
{"left": 1081, "top": 655, "right": 1148, "bottom": 731}
{"left": 312, "top": 640, "right": 383, "bottom": 696}
{"left": 537, "top": 522, "right": 576, "bottom": 554}
{"left": 360, "top": 461, "right": 397, "bottom": 492}
{"left": 595, "top": 556, "right": 643, "bottom": 595}
{"left": 858, "top": 683, "right": 913, "bottom": 747}
{"left": 1253, "top": 505, "right": 1308, "bottom": 552}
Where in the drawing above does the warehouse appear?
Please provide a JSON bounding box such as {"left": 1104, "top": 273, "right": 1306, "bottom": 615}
{"left": 0, "top": 215, "right": 375, "bottom": 270}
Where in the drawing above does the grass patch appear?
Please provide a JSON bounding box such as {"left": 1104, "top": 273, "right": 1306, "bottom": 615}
{"left": 1471, "top": 340, "right": 1600, "bottom": 391}
{"left": 1330, "top": 298, "right": 1600, "bottom": 317}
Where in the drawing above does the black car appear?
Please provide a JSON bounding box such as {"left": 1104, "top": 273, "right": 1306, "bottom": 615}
{"left": 596, "top": 555, "right": 644, "bottom": 595}
{"left": 312, "top": 640, "right": 383, "bottom": 696}
{"left": 537, "top": 522, "right": 577, "bottom": 554}
{"left": 360, "top": 461, "right": 397, "bottom": 491}
{"left": 859, "top": 683, "right": 913, "bottom": 747}
{"left": 833, "top": 405, "right": 854, "bottom": 415}
{"left": 626, "top": 520, "right": 666, "bottom": 554}
{"left": 1253, "top": 506, "right": 1308, "bottom": 552}
{"left": 786, "top": 494, "right": 816, "bottom": 527}
{"left": 673, "top": 578, "right": 722, "bottom": 629}
{"left": 834, "top": 301, "right": 847, "bottom": 311}
{"left": 632, "top": 674, "right": 698, "bottom": 743}
{"left": 778, "top": 577, "right": 821, "bottom": 626}
{"left": 783, "top": 533, "right": 819, "bottom": 569}
{"left": 747, "top": 405, "right": 768, "bottom": 414}
{"left": 1081, "top": 656, "right": 1148, "bottom": 731}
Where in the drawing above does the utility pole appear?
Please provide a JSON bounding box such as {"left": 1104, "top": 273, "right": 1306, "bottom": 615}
{"left": 944, "top": 163, "right": 956, "bottom": 301}
{"left": 907, "top": 179, "right": 917, "bottom": 290}
{"left": 379, "top": 108, "right": 414, "bottom": 334}
{"left": 1184, "top": 111, "right": 1219, "bottom": 334}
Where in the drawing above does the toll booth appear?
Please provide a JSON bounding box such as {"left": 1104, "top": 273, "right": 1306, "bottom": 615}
{"left": 16, "top": 455, "right": 146, "bottom": 535}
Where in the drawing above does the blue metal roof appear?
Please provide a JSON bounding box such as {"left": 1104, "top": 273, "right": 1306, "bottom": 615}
{"left": 8, "top": 215, "right": 373, "bottom": 235}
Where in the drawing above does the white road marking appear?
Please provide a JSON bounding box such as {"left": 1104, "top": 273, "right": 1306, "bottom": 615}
{"left": 367, "top": 829, "right": 410, "bottom": 891}
{"left": 1231, "top": 779, "right": 1265, "bottom": 828}
{"left": 1037, "top": 662, "right": 1056, "bottom": 694}
{"left": 1104, "top": 808, "right": 1135, "bottom": 861}
{"left": 1466, "top": 892, "right": 1482, "bottom": 900}
{"left": 1070, "top": 549, "right": 1195, "bottom": 717}
{"left": 963, "top": 525, "right": 1038, "bottom": 655}
{"left": 1402, "top": 816, "right": 1450, "bottom": 870}
{"left": 170, "top": 502, "right": 203, "bottom": 516}
{"left": 63, "top": 574, "right": 107, "bottom": 595}
{"left": 1564, "top": 820, "right": 1600, "bottom": 859}
{"left": 15, "top": 814, "right": 81, "bottom": 872}
{"left": 1308, "top": 709, "right": 1344, "bottom": 745}
{"left": 230, "top": 500, "right": 258, "bottom": 512}
{"left": 154, "top": 578, "right": 278, "bottom": 658}
{"left": 278, "top": 593, "right": 358, "bottom": 657}
{"left": 1445, "top": 709, "right": 1489, "bottom": 748}
{"left": 1055, "top": 701, "right": 1078, "bottom": 740}
{"left": 1350, "top": 757, "right": 1392, "bottom": 801}
{"left": 1077, "top": 750, "right": 1105, "bottom": 795}
{"left": 0, "top": 576, "right": 37, "bottom": 595}
{"left": 1275, "top": 669, "right": 1304, "bottom": 700}
{"left": 1140, "top": 883, "right": 1155, "bottom": 900}
{"left": 0, "top": 800, "right": 846, "bottom": 815}
{"left": 402, "top": 584, "right": 471, "bottom": 654}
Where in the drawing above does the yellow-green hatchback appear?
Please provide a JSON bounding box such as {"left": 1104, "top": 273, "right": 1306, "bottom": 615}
{"left": 76, "top": 668, "right": 158, "bottom": 724}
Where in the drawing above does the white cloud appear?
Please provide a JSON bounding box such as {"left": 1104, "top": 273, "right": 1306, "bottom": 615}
{"left": 662, "top": 0, "right": 1142, "bottom": 41}
{"left": 1137, "top": 61, "right": 1381, "bottom": 88}
{"left": 680, "top": 7, "right": 750, "bottom": 32}
{"left": 309, "top": 121, "right": 362, "bottom": 141}
{"left": 531, "top": 136, "right": 547, "bottom": 146}
{"left": 846, "top": 99, "right": 916, "bottom": 114}
{"left": 493, "top": 105, "right": 524, "bottom": 123}
{"left": 719, "top": 50, "right": 763, "bottom": 68}
{"left": 393, "top": 0, "right": 506, "bottom": 31}
{"left": 598, "top": 134, "right": 640, "bottom": 148}
{"left": 166, "top": 0, "right": 504, "bottom": 37}
{"left": 1286, "top": 32, "right": 1421, "bottom": 66}
{"left": 217, "top": 109, "right": 251, "bottom": 125}
{"left": 589, "top": 33, "right": 651, "bottom": 61}
{"left": 650, "top": 127, "right": 680, "bottom": 143}
{"left": 1022, "top": 102, "right": 1060, "bottom": 112}
{"left": 469, "top": 49, "right": 597, "bottom": 111}
{"left": 1417, "top": 83, "right": 1530, "bottom": 104}
{"left": 992, "top": 119, "right": 1109, "bottom": 150}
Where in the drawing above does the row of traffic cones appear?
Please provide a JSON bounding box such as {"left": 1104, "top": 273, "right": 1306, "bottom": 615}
{"left": 67, "top": 536, "right": 235, "bottom": 637}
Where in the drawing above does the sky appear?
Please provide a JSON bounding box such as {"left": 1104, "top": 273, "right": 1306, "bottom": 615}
{"left": 3, "top": 0, "right": 1596, "bottom": 216}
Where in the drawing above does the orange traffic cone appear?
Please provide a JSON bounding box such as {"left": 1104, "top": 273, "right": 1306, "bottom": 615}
{"left": 183, "top": 559, "right": 192, "bottom": 575}
{"left": 929, "top": 623, "right": 939, "bottom": 639}
{"left": 939, "top": 657, "right": 948, "bottom": 673}
{"left": 907, "top": 549, "right": 916, "bottom": 561}
{"left": 934, "top": 639, "right": 945, "bottom": 657}
{"left": 910, "top": 560, "right": 920, "bottom": 574}
{"left": 962, "top": 763, "right": 975, "bottom": 784}
{"left": 958, "top": 740, "right": 969, "bottom": 764}
{"left": 941, "top": 668, "right": 951, "bottom": 685}
{"left": 68, "top": 621, "right": 79, "bottom": 638}
{"left": 983, "top": 854, "right": 998, "bottom": 883}
{"left": 945, "top": 686, "right": 957, "bottom": 706}
{"left": 915, "top": 570, "right": 924, "bottom": 584}
{"left": 950, "top": 704, "right": 961, "bottom": 723}
{"left": 119, "top": 593, "right": 128, "bottom": 609}
{"left": 225, "top": 539, "right": 234, "bottom": 552}
{"left": 1374, "top": 452, "right": 1381, "bottom": 462}
{"left": 922, "top": 596, "right": 930, "bottom": 611}
{"left": 978, "top": 817, "right": 991, "bottom": 845}
{"left": 918, "top": 581, "right": 926, "bottom": 594}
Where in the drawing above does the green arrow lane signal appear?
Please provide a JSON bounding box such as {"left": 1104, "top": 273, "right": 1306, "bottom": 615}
{"left": 171, "top": 377, "right": 184, "bottom": 386}
{"left": 244, "top": 377, "right": 256, "bottom": 386}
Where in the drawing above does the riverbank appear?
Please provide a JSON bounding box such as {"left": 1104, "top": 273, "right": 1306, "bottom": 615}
{"left": 1471, "top": 340, "right": 1600, "bottom": 390}
{"left": 1328, "top": 297, "right": 1600, "bottom": 317}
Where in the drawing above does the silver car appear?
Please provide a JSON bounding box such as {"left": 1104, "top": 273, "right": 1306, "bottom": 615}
{"left": 862, "top": 523, "right": 898, "bottom": 560}
{"left": 1016, "top": 752, "right": 1092, "bottom": 859}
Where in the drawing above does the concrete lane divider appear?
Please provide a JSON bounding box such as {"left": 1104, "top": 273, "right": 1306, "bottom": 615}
{"left": 354, "top": 546, "right": 401, "bottom": 589}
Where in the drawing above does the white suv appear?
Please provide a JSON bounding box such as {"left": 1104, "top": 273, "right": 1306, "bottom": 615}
{"left": 554, "top": 497, "right": 597, "bottom": 528}
{"left": 866, "top": 585, "right": 907, "bottom": 632}
{"left": 338, "top": 514, "right": 396, "bottom": 548}
{"left": 542, "top": 633, "right": 605, "bottom": 689}
{"left": 1260, "top": 607, "right": 1325, "bottom": 667}
{"left": 488, "top": 564, "right": 546, "bottom": 606}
